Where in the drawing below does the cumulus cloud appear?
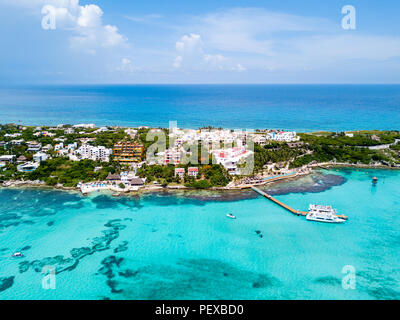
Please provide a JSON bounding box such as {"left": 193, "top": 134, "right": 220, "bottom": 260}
{"left": 187, "top": 7, "right": 400, "bottom": 71}
{"left": 173, "top": 33, "right": 245, "bottom": 72}
{"left": 113, "top": 58, "right": 141, "bottom": 73}
{"left": 2, "top": 0, "right": 127, "bottom": 54}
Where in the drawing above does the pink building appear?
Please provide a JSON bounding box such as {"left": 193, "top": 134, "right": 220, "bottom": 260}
{"left": 188, "top": 167, "right": 199, "bottom": 177}
{"left": 174, "top": 168, "right": 185, "bottom": 179}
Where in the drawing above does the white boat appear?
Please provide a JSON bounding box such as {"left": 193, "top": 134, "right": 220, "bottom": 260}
{"left": 12, "top": 252, "right": 24, "bottom": 258}
{"left": 226, "top": 213, "right": 236, "bottom": 219}
{"left": 306, "top": 204, "right": 345, "bottom": 223}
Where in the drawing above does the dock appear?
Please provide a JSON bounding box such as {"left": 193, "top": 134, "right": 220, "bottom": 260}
{"left": 251, "top": 186, "right": 348, "bottom": 220}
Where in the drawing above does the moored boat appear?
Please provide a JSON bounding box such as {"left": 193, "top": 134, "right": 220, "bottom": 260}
{"left": 226, "top": 213, "right": 236, "bottom": 219}
{"left": 306, "top": 204, "right": 345, "bottom": 223}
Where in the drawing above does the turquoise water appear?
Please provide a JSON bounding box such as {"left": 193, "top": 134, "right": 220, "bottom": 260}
{"left": 1, "top": 85, "right": 400, "bottom": 131}
{"left": 0, "top": 168, "right": 399, "bottom": 300}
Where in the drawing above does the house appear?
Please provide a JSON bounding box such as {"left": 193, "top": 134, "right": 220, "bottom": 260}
{"left": 120, "top": 171, "right": 136, "bottom": 184}
{"left": 93, "top": 127, "right": 109, "bottom": 134}
{"left": 130, "top": 178, "right": 145, "bottom": 187}
{"left": 0, "top": 155, "right": 16, "bottom": 163}
{"left": 371, "top": 134, "right": 381, "bottom": 142}
{"left": 188, "top": 167, "right": 199, "bottom": 177}
{"left": 174, "top": 168, "right": 185, "bottom": 179}
{"left": 54, "top": 143, "right": 64, "bottom": 151}
{"left": 253, "top": 135, "right": 267, "bottom": 146}
{"left": 17, "top": 155, "right": 27, "bottom": 163}
{"left": 42, "top": 144, "right": 53, "bottom": 152}
{"left": 33, "top": 152, "right": 48, "bottom": 163}
{"left": 67, "top": 143, "right": 78, "bottom": 150}
{"left": 17, "top": 162, "right": 39, "bottom": 173}
{"left": 64, "top": 128, "right": 75, "bottom": 134}
{"left": 27, "top": 142, "right": 42, "bottom": 152}
{"left": 106, "top": 173, "right": 121, "bottom": 183}
{"left": 124, "top": 128, "right": 137, "bottom": 139}
{"left": 288, "top": 141, "right": 304, "bottom": 148}
{"left": 10, "top": 139, "right": 24, "bottom": 145}
{"left": 73, "top": 124, "right": 96, "bottom": 129}
{"left": 4, "top": 133, "right": 22, "bottom": 138}
{"left": 0, "top": 141, "right": 7, "bottom": 148}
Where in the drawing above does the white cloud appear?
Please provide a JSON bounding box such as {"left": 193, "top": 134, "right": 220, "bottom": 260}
{"left": 192, "top": 8, "right": 331, "bottom": 55}
{"left": 125, "top": 14, "right": 163, "bottom": 24}
{"left": 1, "top": 0, "right": 127, "bottom": 54}
{"left": 232, "top": 64, "right": 246, "bottom": 72}
{"left": 177, "top": 7, "right": 400, "bottom": 73}
{"left": 114, "top": 57, "right": 141, "bottom": 73}
{"left": 173, "top": 33, "right": 245, "bottom": 72}
{"left": 173, "top": 56, "right": 182, "bottom": 68}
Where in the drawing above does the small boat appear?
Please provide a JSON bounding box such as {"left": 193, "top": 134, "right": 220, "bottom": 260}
{"left": 226, "top": 213, "right": 236, "bottom": 219}
{"left": 306, "top": 204, "right": 345, "bottom": 224}
{"left": 112, "top": 193, "right": 120, "bottom": 197}
{"left": 12, "top": 252, "right": 24, "bottom": 258}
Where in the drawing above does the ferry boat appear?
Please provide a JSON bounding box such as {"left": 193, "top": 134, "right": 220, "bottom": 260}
{"left": 226, "top": 213, "right": 236, "bottom": 219}
{"left": 306, "top": 204, "right": 345, "bottom": 223}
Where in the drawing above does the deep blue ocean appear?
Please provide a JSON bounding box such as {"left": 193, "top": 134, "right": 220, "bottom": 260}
{"left": 0, "top": 85, "right": 399, "bottom": 131}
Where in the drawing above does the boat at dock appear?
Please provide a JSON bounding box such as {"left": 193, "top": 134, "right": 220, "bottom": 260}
{"left": 306, "top": 204, "right": 345, "bottom": 223}
{"left": 226, "top": 213, "right": 236, "bottom": 219}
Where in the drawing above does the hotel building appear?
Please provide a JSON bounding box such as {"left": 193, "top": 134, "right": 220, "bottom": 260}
{"left": 113, "top": 142, "right": 144, "bottom": 162}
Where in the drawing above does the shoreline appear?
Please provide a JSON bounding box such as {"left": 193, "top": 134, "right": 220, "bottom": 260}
{"left": 1, "top": 163, "right": 396, "bottom": 198}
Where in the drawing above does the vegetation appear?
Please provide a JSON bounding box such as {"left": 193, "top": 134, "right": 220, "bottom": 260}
{"left": 1, "top": 125, "right": 400, "bottom": 189}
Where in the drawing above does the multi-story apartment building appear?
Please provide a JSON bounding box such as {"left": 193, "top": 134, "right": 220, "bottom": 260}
{"left": 77, "top": 144, "right": 111, "bottom": 162}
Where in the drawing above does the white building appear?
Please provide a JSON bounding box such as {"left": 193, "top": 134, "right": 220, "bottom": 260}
{"left": 76, "top": 144, "right": 111, "bottom": 162}
{"left": 27, "top": 142, "right": 42, "bottom": 152}
{"left": 54, "top": 142, "right": 64, "bottom": 151}
{"left": 211, "top": 147, "right": 253, "bottom": 175}
{"left": 33, "top": 152, "right": 48, "bottom": 163}
{"left": 124, "top": 128, "right": 138, "bottom": 139}
{"left": 4, "top": 133, "right": 22, "bottom": 138}
{"left": 17, "top": 162, "right": 40, "bottom": 172}
{"left": 73, "top": 124, "right": 96, "bottom": 129}
{"left": 64, "top": 128, "right": 75, "bottom": 134}
{"left": 163, "top": 147, "right": 182, "bottom": 165}
{"left": 266, "top": 131, "right": 299, "bottom": 142}
{"left": 0, "top": 155, "right": 16, "bottom": 163}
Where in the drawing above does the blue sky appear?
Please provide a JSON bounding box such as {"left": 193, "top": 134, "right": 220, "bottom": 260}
{"left": 0, "top": 0, "right": 399, "bottom": 84}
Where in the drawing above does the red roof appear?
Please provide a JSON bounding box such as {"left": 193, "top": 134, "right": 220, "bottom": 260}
{"left": 175, "top": 168, "right": 185, "bottom": 172}
{"left": 188, "top": 167, "right": 198, "bottom": 172}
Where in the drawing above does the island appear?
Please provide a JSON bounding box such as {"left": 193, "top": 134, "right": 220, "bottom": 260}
{"left": 1, "top": 123, "right": 399, "bottom": 194}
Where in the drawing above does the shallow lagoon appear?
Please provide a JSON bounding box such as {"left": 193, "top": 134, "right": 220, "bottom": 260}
{"left": 0, "top": 169, "right": 399, "bottom": 300}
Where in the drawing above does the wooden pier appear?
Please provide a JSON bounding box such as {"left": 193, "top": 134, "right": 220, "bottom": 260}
{"left": 251, "top": 186, "right": 348, "bottom": 220}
